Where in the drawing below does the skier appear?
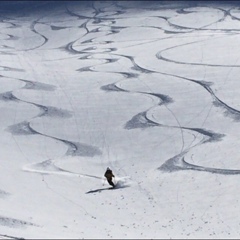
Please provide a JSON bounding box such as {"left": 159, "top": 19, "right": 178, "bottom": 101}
{"left": 104, "top": 167, "right": 115, "bottom": 187}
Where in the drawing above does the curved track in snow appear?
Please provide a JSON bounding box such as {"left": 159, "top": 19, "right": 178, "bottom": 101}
{"left": 2, "top": 1, "right": 240, "bottom": 238}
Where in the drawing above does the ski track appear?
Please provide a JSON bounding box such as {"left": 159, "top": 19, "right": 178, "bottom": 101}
{"left": 62, "top": 1, "right": 240, "bottom": 176}
{"left": 1, "top": 3, "right": 240, "bottom": 229}
{"left": 0, "top": 216, "right": 38, "bottom": 229}
{"left": 2, "top": 1, "right": 240, "bottom": 175}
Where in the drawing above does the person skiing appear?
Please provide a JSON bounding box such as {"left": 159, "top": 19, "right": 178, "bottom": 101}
{"left": 104, "top": 167, "right": 115, "bottom": 187}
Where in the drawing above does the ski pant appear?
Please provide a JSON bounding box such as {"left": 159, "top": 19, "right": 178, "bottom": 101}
{"left": 107, "top": 179, "right": 115, "bottom": 187}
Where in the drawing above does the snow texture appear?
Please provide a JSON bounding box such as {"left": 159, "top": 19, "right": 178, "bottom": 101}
{"left": 0, "top": 0, "right": 240, "bottom": 239}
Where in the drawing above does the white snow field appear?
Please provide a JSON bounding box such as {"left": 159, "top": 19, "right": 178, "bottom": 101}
{"left": 1, "top": 0, "right": 240, "bottom": 239}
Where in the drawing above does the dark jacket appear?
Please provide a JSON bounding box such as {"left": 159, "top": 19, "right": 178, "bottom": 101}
{"left": 104, "top": 169, "right": 115, "bottom": 180}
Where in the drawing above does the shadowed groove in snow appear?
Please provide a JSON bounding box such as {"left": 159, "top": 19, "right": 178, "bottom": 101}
{"left": 28, "top": 20, "right": 48, "bottom": 51}
{"left": 22, "top": 80, "right": 56, "bottom": 91}
{"left": 176, "top": 8, "right": 195, "bottom": 14}
{"left": 159, "top": 128, "right": 230, "bottom": 174}
{"left": 159, "top": 152, "right": 188, "bottom": 172}
{"left": 0, "top": 49, "right": 15, "bottom": 55}
{"left": 159, "top": 153, "right": 240, "bottom": 175}
{"left": 64, "top": 141, "right": 102, "bottom": 157}
{"left": 124, "top": 92, "right": 174, "bottom": 130}
{"left": 0, "top": 233, "right": 25, "bottom": 240}
{"left": 148, "top": 93, "right": 174, "bottom": 105}
{"left": 193, "top": 80, "right": 240, "bottom": 121}
{"left": 7, "top": 121, "right": 101, "bottom": 157}
{"left": 164, "top": 29, "right": 191, "bottom": 34}
{"left": 181, "top": 158, "right": 240, "bottom": 175}
{"left": 183, "top": 127, "right": 225, "bottom": 143}
{"left": 7, "top": 34, "right": 19, "bottom": 41}
{"left": 192, "top": 80, "right": 214, "bottom": 88}
{"left": 7, "top": 122, "right": 101, "bottom": 157}
{"left": 50, "top": 25, "right": 68, "bottom": 31}
{"left": 125, "top": 111, "right": 159, "bottom": 129}
{"left": 78, "top": 54, "right": 92, "bottom": 60}
{"left": 0, "top": 45, "right": 15, "bottom": 49}
{"left": 61, "top": 41, "right": 79, "bottom": 55}
{"left": 0, "top": 92, "right": 18, "bottom": 102}
{"left": 6, "top": 121, "right": 37, "bottom": 135}
{"left": 36, "top": 105, "right": 72, "bottom": 118}
{"left": 0, "top": 65, "right": 24, "bottom": 72}
{"left": 81, "top": 47, "right": 97, "bottom": 52}
{"left": 101, "top": 83, "right": 127, "bottom": 92}
{"left": 0, "top": 216, "right": 37, "bottom": 229}
{"left": 178, "top": 78, "right": 240, "bottom": 123}
{"left": 213, "top": 100, "right": 240, "bottom": 122}
{"left": 121, "top": 72, "right": 139, "bottom": 78}
{"left": 77, "top": 66, "right": 93, "bottom": 72}
{"left": 105, "top": 58, "right": 119, "bottom": 63}
{"left": 120, "top": 55, "right": 155, "bottom": 74}
{"left": 157, "top": 48, "right": 240, "bottom": 67}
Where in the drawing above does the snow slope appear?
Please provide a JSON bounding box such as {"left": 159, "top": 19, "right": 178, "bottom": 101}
{"left": 0, "top": 1, "right": 240, "bottom": 238}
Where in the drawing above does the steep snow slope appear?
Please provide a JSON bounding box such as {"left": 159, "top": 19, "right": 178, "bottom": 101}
{"left": 0, "top": 1, "right": 240, "bottom": 239}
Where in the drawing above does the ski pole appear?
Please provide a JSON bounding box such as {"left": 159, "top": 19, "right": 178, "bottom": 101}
{"left": 103, "top": 178, "right": 106, "bottom": 186}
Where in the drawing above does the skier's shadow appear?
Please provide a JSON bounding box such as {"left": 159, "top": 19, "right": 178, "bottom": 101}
{"left": 85, "top": 187, "right": 112, "bottom": 194}
{"left": 85, "top": 185, "right": 129, "bottom": 194}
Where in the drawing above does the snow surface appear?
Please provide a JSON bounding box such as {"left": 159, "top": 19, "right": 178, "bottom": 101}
{"left": 0, "top": 0, "right": 240, "bottom": 239}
